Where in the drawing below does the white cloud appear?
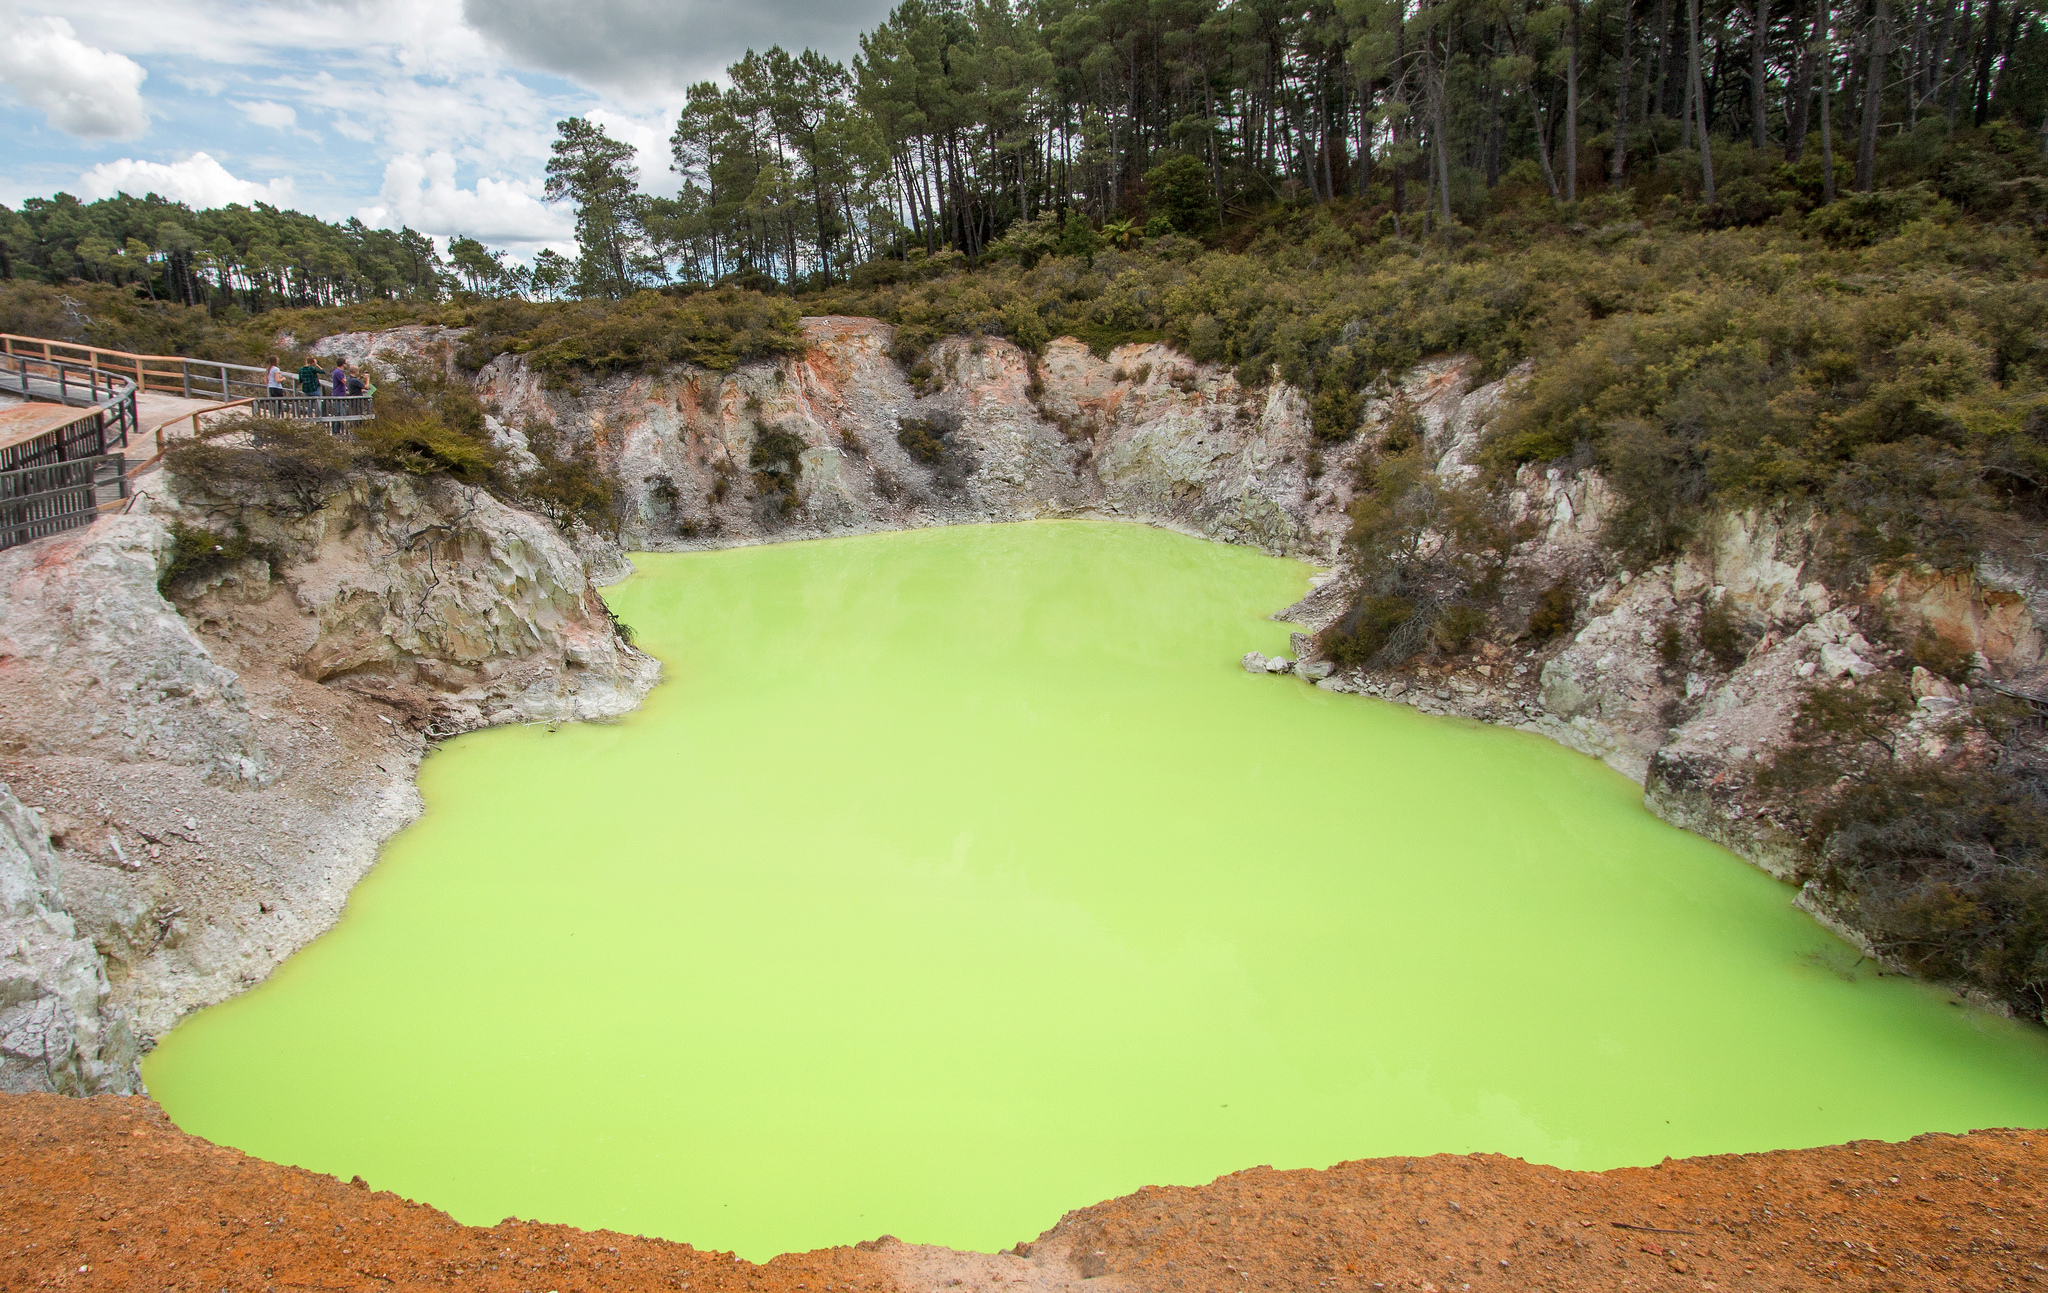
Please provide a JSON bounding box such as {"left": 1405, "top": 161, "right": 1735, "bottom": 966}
{"left": 584, "top": 107, "right": 680, "bottom": 197}
{"left": 358, "top": 151, "right": 572, "bottom": 250}
{"left": 235, "top": 99, "right": 298, "bottom": 131}
{"left": 77, "top": 152, "right": 295, "bottom": 207}
{"left": 0, "top": 15, "right": 149, "bottom": 139}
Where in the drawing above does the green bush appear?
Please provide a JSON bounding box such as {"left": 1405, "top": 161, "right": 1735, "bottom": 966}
{"left": 1761, "top": 678, "right": 2048, "bottom": 1021}
{"left": 163, "top": 415, "right": 355, "bottom": 517}
{"left": 896, "top": 414, "right": 954, "bottom": 466}
{"left": 517, "top": 420, "right": 616, "bottom": 532}
{"left": 1142, "top": 154, "right": 1218, "bottom": 235}
{"left": 158, "top": 521, "right": 277, "bottom": 594}
{"left": 1526, "top": 578, "right": 1576, "bottom": 642}
{"left": 458, "top": 288, "right": 806, "bottom": 382}
{"left": 1657, "top": 618, "right": 1685, "bottom": 667}
{"left": 1431, "top": 604, "right": 1489, "bottom": 655}
{"left": 1698, "top": 592, "right": 1746, "bottom": 669}
{"left": 1318, "top": 594, "right": 1416, "bottom": 666}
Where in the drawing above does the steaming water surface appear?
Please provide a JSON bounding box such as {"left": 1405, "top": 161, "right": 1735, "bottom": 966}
{"left": 145, "top": 522, "right": 2048, "bottom": 1260}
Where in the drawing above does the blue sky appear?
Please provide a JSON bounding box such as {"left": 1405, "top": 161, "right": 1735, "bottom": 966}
{"left": 0, "top": 0, "right": 895, "bottom": 257}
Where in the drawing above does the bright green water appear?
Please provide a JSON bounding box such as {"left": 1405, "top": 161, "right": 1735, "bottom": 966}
{"left": 146, "top": 522, "right": 2048, "bottom": 1259}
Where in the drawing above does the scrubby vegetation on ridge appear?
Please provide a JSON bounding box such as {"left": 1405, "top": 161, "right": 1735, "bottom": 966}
{"left": 158, "top": 350, "right": 623, "bottom": 545}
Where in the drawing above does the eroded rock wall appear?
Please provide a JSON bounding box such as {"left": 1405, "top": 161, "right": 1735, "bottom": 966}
{"left": 0, "top": 471, "right": 655, "bottom": 1093}
{"left": 440, "top": 317, "right": 1347, "bottom": 558}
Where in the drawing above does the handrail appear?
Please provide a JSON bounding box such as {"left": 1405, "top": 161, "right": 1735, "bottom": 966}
{"left": 0, "top": 352, "right": 137, "bottom": 471}
{"left": 0, "top": 348, "right": 138, "bottom": 549}
{"left": 0, "top": 333, "right": 270, "bottom": 402}
{"left": 123, "top": 394, "right": 376, "bottom": 483}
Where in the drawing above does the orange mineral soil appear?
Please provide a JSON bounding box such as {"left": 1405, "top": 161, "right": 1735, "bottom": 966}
{"left": 3, "top": 1094, "right": 2042, "bottom": 1292}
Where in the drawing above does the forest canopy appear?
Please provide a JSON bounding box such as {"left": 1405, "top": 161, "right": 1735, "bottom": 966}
{"left": 6, "top": 0, "right": 2045, "bottom": 306}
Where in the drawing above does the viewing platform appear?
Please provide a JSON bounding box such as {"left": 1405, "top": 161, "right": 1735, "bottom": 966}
{"left": 0, "top": 335, "right": 375, "bottom": 551}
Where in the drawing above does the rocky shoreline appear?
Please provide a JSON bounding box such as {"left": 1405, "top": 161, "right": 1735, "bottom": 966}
{"left": 9, "top": 315, "right": 2047, "bottom": 1095}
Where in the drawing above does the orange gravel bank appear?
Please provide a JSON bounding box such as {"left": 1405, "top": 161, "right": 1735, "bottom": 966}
{"left": 1, "top": 1094, "right": 2042, "bottom": 1291}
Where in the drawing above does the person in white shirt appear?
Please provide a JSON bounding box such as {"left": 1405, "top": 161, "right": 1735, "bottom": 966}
{"left": 265, "top": 357, "right": 285, "bottom": 399}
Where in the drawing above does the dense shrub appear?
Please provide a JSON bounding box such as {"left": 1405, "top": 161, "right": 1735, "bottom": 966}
{"left": 895, "top": 411, "right": 973, "bottom": 492}
{"left": 895, "top": 413, "right": 955, "bottom": 466}
{"left": 457, "top": 288, "right": 805, "bottom": 383}
{"left": 1319, "top": 594, "right": 1416, "bottom": 666}
{"left": 1526, "top": 578, "right": 1576, "bottom": 642}
{"left": 520, "top": 420, "right": 617, "bottom": 532}
{"left": 1762, "top": 679, "right": 2048, "bottom": 1021}
{"left": 747, "top": 426, "right": 808, "bottom": 521}
{"left": 163, "top": 416, "right": 354, "bottom": 517}
{"left": 1698, "top": 592, "right": 1747, "bottom": 669}
{"left": 158, "top": 521, "right": 277, "bottom": 594}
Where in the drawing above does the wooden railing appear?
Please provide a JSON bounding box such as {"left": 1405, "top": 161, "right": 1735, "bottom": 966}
{"left": 1, "top": 455, "right": 127, "bottom": 550}
{"left": 0, "top": 351, "right": 136, "bottom": 550}
{"left": 0, "top": 334, "right": 270, "bottom": 402}
{"left": 0, "top": 335, "right": 380, "bottom": 551}
{"left": 0, "top": 352, "right": 136, "bottom": 468}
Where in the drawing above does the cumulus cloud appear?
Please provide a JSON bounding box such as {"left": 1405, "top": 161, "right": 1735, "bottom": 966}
{"left": 461, "top": 0, "right": 896, "bottom": 93}
{"left": 77, "top": 152, "right": 296, "bottom": 207}
{"left": 584, "top": 107, "right": 681, "bottom": 196}
{"left": 235, "top": 99, "right": 298, "bottom": 130}
{"left": 357, "top": 151, "right": 572, "bottom": 249}
{"left": 0, "top": 15, "right": 149, "bottom": 139}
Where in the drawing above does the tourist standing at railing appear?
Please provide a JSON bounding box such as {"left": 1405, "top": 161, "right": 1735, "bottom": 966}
{"left": 345, "top": 367, "right": 365, "bottom": 398}
{"left": 266, "top": 358, "right": 285, "bottom": 399}
{"left": 330, "top": 361, "right": 349, "bottom": 434}
{"left": 296, "top": 361, "right": 322, "bottom": 397}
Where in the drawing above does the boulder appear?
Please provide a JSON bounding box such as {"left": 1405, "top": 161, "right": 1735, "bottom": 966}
{"left": 1264, "top": 655, "right": 1294, "bottom": 674}
{"left": 1240, "top": 651, "right": 1269, "bottom": 673}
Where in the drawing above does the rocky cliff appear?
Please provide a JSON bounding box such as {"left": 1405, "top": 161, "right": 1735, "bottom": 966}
{"left": 320, "top": 317, "right": 2048, "bottom": 1012}
{"left": 320, "top": 317, "right": 1352, "bottom": 559}
{"left": 0, "top": 472, "right": 656, "bottom": 1093}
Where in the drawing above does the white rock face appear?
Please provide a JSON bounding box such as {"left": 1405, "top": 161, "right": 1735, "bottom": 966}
{"left": 0, "top": 518, "right": 263, "bottom": 783}
{"left": 422, "top": 317, "right": 1346, "bottom": 559}
{"left": 0, "top": 783, "right": 135, "bottom": 1095}
{"left": 167, "top": 472, "right": 660, "bottom": 732}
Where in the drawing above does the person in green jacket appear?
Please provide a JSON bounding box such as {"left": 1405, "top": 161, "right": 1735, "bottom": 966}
{"left": 296, "top": 361, "right": 322, "bottom": 397}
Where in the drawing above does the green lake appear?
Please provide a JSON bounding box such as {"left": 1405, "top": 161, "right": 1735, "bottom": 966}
{"left": 144, "top": 521, "right": 2048, "bottom": 1259}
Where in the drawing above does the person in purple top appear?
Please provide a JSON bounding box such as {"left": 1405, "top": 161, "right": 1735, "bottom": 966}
{"left": 329, "top": 361, "right": 349, "bottom": 433}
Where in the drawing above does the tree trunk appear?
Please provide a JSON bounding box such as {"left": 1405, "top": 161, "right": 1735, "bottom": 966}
{"left": 1691, "top": 0, "right": 1719, "bottom": 199}
{"left": 1486, "top": 28, "right": 1508, "bottom": 185}
{"left": 1990, "top": 0, "right": 2024, "bottom": 111}
{"left": 1682, "top": 14, "right": 1699, "bottom": 146}
{"left": 1436, "top": 93, "right": 1455, "bottom": 224}
{"left": 1754, "top": 0, "right": 1774, "bottom": 147}
{"left": 1946, "top": 0, "right": 1973, "bottom": 120}
{"left": 1534, "top": 91, "right": 1563, "bottom": 198}
{"left": 1973, "top": 0, "right": 2000, "bottom": 123}
{"left": 1566, "top": 0, "right": 1582, "bottom": 200}
{"left": 1857, "top": 0, "right": 1889, "bottom": 190}
{"left": 1788, "top": 0, "right": 1816, "bottom": 157}
{"left": 1819, "top": 0, "right": 1839, "bottom": 199}
{"left": 1655, "top": 0, "right": 1678, "bottom": 115}
{"left": 1614, "top": 0, "right": 1636, "bottom": 183}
